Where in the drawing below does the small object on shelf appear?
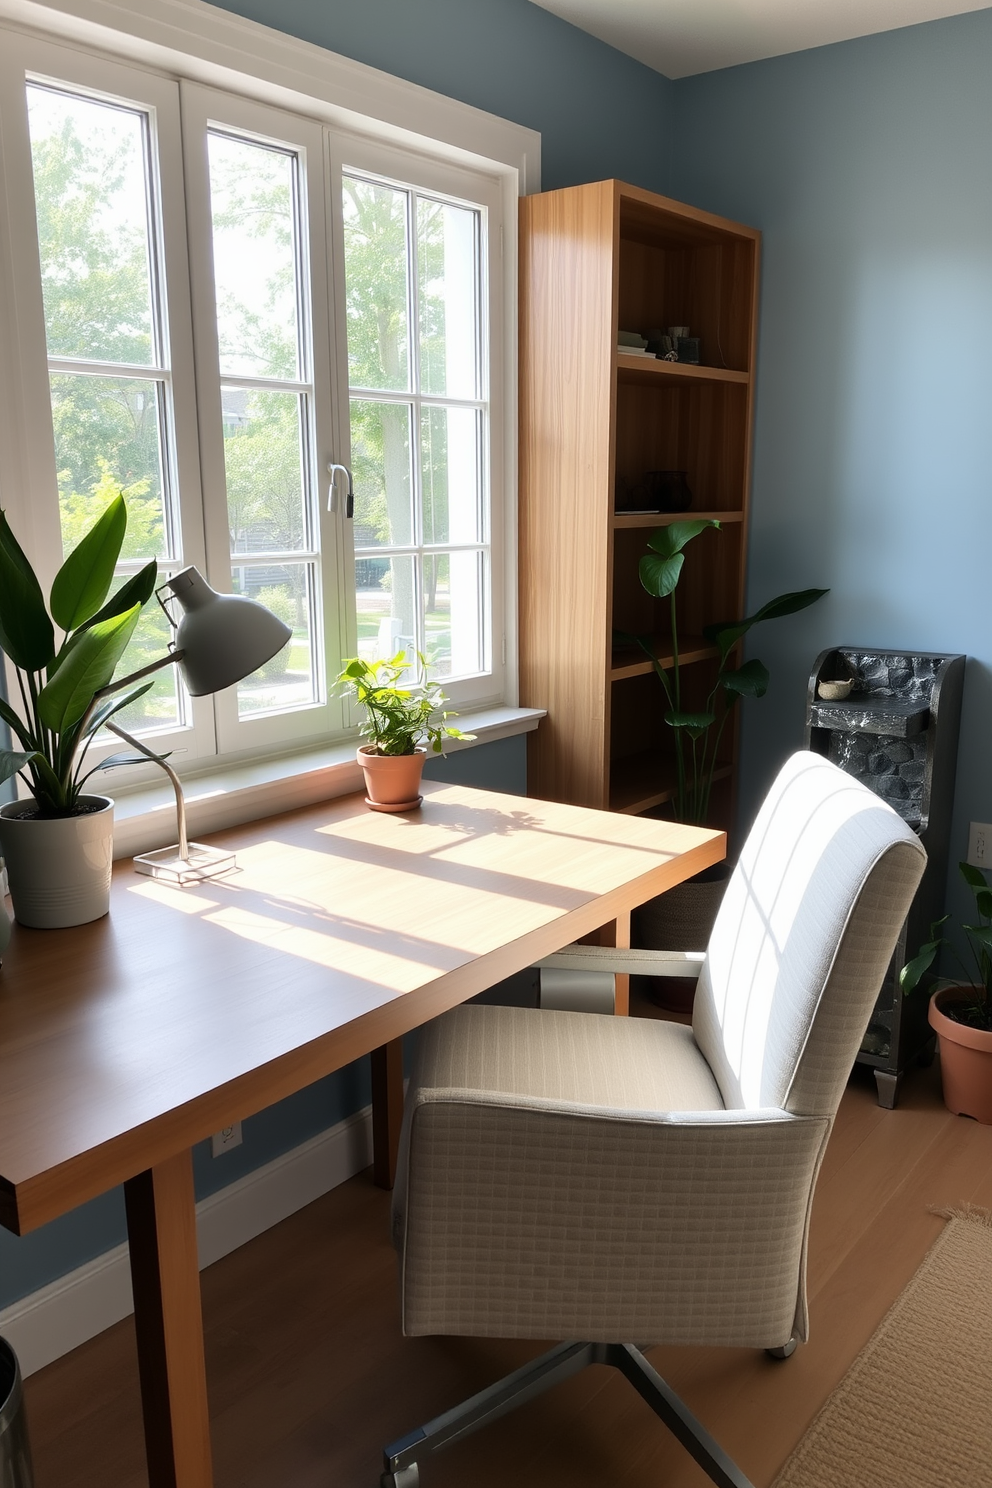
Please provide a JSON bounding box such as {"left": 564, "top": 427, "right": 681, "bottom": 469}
{"left": 676, "top": 336, "right": 700, "bottom": 364}
{"left": 667, "top": 324, "right": 689, "bottom": 341}
{"left": 617, "top": 345, "right": 655, "bottom": 358}
{"left": 817, "top": 678, "right": 854, "bottom": 700}
{"left": 644, "top": 469, "right": 692, "bottom": 512}
{"left": 617, "top": 330, "right": 649, "bottom": 349}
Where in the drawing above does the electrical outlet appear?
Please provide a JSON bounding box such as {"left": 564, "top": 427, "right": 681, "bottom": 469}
{"left": 211, "top": 1121, "right": 242, "bottom": 1158}
{"left": 967, "top": 823, "right": 992, "bottom": 869}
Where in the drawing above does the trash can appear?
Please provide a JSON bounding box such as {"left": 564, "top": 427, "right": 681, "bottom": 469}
{"left": 0, "top": 1337, "right": 33, "bottom": 1488}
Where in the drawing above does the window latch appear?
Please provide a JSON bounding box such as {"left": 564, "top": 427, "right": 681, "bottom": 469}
{"left": 327, "top": 462, "right": 353, "bottom": 518}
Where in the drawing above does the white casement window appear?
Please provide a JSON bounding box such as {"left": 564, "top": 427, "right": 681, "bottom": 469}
{"left": 0, "top": 15, "right": 517, "bottom": 781}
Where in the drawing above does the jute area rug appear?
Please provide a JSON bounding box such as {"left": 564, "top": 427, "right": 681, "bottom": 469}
{"left": 772, "top": 1209, "right": 992, "bottom": 1488}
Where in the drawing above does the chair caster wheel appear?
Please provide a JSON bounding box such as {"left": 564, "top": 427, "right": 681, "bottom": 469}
{"left": 766, "top": 1336, "right": 798, "bottom": 1360}
{"left": 381, "top": 1465, "right": 420, "bottom": 1488}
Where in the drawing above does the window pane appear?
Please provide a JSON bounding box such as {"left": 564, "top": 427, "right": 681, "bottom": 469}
{"left": 222, "top": 389, "right": 307, "bottom": 553}
{"left": 350, "top": 400, "right": 413, "bottom": 548}
{"left": 109, "top": 600, "right": 182, "bottom": 734}
{"left": 418, "top": 198, "right": 479, "bottom": 400}
{"left": 424, "top": 551, "right": 485, "bottom": 679}
{"left": 342, "top": 176, "right": 409, "bottom": 392}
{"left": 231, "top": 562, "right": 317, "bottom": 715}
{"left": 420, "top": 406, "right": 482, "bottom": 545}
{"left": 27, "top": 85, "right": 155, "bottom": 365}
{"left": 208, "top": 133, "right": 301, "bottom": 381}
{"left": 355, "top": 554, "right": 416, "bottom": 663}
{"left": 51, "top": 373, "right": 167, "bottom": 561}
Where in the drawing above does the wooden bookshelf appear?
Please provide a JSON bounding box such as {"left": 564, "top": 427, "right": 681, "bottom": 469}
{"left": 518, "top": 179, "right": 760, "bottom": 827}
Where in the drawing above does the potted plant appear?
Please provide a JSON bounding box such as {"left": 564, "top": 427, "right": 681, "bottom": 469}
{"left": 0, "top": 495, "right": 157, "bottom": 927}
{"left": 336, "top": 651, "right": 473, "bottom": 812}
{"left": 900, "top": 862, "right": 992, "bottom": 1123}
{"left": 620, "top": 519, "right": 827, "bottom": 1006}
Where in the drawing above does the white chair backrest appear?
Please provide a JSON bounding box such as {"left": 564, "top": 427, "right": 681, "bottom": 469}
{"left": 692, "top": 752, "right": 926, "bottom": 1118}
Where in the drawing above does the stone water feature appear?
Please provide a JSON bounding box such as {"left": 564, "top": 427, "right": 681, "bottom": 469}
{"left": 805, "top": 649, "right": 965, "bottom": 1107}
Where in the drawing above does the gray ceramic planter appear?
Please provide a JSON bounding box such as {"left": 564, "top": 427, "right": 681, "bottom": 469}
{"left": 0, "top": 796, "right": 114, "bottom": 929}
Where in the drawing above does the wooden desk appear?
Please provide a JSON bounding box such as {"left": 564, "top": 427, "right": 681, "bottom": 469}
{"left": 0, "top": 782, "right": 722, "bottom": 1487}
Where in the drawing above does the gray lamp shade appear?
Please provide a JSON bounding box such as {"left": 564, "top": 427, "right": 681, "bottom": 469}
{"left": 160, "top": 567, "right": 293, "bottom": 697}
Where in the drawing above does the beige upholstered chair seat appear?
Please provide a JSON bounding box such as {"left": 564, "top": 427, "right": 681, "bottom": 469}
{"left": 395, "top": 1004, "right": 828, "bottom": 1348}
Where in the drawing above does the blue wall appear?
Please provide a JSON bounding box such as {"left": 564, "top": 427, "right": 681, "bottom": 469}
{"left": 213, "top": 0, "right": 676, "bottom": 193}
{"left": 671, "top": 11, "right": 992, "bottom": 919}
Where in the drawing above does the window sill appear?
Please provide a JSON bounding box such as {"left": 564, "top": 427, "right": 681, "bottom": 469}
{"left": 110, "top": 706, "right": 544, "bottom": 860}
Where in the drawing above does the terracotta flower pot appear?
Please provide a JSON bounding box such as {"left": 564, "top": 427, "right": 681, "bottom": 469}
{"left": 929, "top": 987, "right": 992, "bottom": 1124}
{"left": 358, "top": 746, "right": 427, "bottom": 813}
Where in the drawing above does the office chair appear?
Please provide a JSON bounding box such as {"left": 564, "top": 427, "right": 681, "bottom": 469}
{"left": 381, "top": 752, "right": 927, "bottom": 1487}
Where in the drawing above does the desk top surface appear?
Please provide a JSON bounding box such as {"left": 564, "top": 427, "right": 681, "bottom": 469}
{"left": 0, "top": 782, "right": 722, "bottom": 1233}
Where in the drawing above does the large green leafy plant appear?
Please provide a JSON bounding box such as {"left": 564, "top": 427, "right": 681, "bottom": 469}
{"left": 901, "top": 862, "right": 992, "bottom": 1032}
{"left": 0, "top": 496, "right": 157, "bottom": 815}
{"left": 624, "top": 519, "right": 827, "bottom": 825}
{"left": 336, "top": 652, "right": 473, "bottom": 756}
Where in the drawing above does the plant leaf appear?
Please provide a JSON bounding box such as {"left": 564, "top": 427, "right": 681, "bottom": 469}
{"left": 721, "top": 659, "right": 770, "bottom": 699}
{"left": 704, "top": 588, "right": 829, "bottom": 662}
{"left": 83, "top": 682, "right": 154, "bottom": 739}
{"left": 664, "top": 709, "right": 716, "bottom": 740}
{"left": 97, "top": 750, "right": 172, "bottom": 771}
{"left": 645, "top": 518, "right": 720, "bottom": 560}
{"left": 639, "top": 551, "right": 684, "bottom": 599}
{"left": 0, "top": 748, "right": 39, "bottom": 786}
{"left": 0, "top": 509, "right": 55, "bottom": 670}
{"left": 37, "top": 604, "right": 142, "bottom": 734}
{"left": 0, "top": 696, "right": 36, "bottom": 751}
{"left": 79, "top": 560, "right": 157, "bottom": 634}
{"left": 899, "top": 940, "right": 941, "bottom": 993}
{"left": 960, "top": 862, "right": 990, "bottom": 893}
{"left": 49, "top": 493, "right": 127, "bottom": 632}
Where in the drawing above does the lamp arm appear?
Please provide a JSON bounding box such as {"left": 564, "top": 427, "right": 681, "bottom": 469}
{"left": 105, "top": 721, "right": 190, "bottom": 863}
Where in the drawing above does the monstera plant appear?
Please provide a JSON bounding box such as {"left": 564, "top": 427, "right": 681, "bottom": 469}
{"left": 0, "top": 494, "right": 157, "bottom": 815}
{"left": 621, "top": 519, "right": 827, "bottom": 826}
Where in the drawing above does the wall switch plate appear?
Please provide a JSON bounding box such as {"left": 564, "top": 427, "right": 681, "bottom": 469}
{"left": 211, "top": 1121, "right": 242, "bottom": 1157}
{"left": 966, "top": 823, "right": 992, "bottom": 869}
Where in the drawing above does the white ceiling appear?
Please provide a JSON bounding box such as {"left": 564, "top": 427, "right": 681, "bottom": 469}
{"left": 529, "top": 0, "right": 992, "bottom": 78}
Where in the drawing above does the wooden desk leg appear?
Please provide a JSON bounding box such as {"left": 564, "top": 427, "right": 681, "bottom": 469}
{"left": 612, "top": 910, "right": 631, "bottom": 1016}
{"left": 371, "top": 1038, "right": 404, "bottom": 1190}
{"left": 582, "top": 914, "right": 632, "bottom": 1015}
{"left": 124, "top": 1151, "right": 213, "bottom": 1488}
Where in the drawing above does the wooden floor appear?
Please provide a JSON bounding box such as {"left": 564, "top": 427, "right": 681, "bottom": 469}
{"left": 23, "top": 1052, "right": 992, "bottom": 1488}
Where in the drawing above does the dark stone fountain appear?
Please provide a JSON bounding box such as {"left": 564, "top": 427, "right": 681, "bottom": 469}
{"left": 805, "top": 648, "right": 965, "bottom": 1107}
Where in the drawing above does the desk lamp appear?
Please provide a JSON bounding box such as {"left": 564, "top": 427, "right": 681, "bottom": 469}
{"left": 102, "top": 566, "right": 292, "bottom": 885}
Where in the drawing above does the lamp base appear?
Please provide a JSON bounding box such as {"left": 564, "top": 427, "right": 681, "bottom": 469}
{"left": 133, "top": 843, "right": 237, "bottom": 885}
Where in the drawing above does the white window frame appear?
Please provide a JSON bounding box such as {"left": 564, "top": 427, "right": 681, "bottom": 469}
{"left": 330, "top": 133, "right": 506, "bottom": 711}
{"left": 0, "top": 0, "right": 538, "bottom": 787}
{"left": 0, "top": 34, "right": 219, "bottom": 773}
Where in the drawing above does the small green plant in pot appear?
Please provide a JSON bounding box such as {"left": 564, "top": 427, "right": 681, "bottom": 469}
{"left": 0, "top": 494, "right": 158, "bottom": 927}
{"left": 336, "top": 651, "right": 474, "bottom": 813}
{"left": 901, "top": 862, "right": 992, "bottom": 1123}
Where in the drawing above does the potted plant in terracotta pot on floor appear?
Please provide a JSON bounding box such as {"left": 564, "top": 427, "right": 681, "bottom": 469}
{"left": 900, "top": 862, "right": 992, "bottom": 1123}
{"left": 618, "top": 519, "right": 827, "bottom": 1008}
{"left": 0, "top": 494, "right": 157, "bottom": 928}
{"left": 337, "top": 651, "right": 473, "bottom": 813}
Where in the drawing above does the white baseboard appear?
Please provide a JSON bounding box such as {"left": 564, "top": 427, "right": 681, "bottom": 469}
{"left": 0, "top": 1104, "right": 373, "bottom": 1377}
